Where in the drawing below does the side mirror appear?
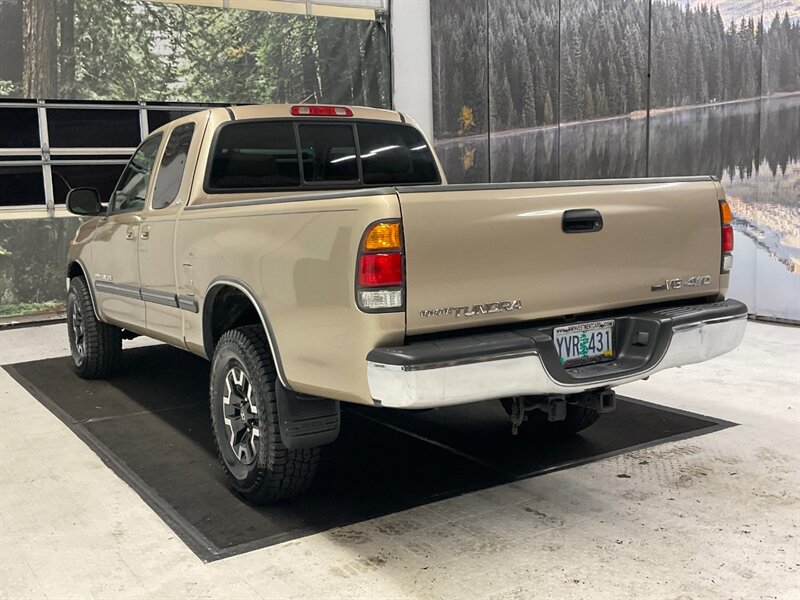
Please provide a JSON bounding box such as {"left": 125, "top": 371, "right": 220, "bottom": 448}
{"left": 66, "top": 187, "right": 103, "bottom": 216}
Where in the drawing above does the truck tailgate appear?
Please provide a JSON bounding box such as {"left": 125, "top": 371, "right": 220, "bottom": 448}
{"left": 398, "top": 178, "right": 723, "bottom": 335}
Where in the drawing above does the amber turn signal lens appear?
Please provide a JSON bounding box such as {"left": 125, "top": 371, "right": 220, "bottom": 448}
{"left": 720, "top": 201, "right": 733, "bottom": 225}
{"left": 364, "top": 222, "right": 401, "bottom": 250}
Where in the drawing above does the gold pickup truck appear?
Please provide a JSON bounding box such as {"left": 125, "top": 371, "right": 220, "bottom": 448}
{"left": 65, "top": 104, "right": 747, "bottom": 503}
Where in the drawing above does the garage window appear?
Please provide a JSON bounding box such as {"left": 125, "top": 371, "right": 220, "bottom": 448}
{"left": 0, "top": 165, "right": 45, "bottom": 207}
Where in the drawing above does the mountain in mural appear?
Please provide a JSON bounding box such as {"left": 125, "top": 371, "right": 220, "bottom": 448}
{"left": 683, "top": 0, "right": 800, "bottom": 23}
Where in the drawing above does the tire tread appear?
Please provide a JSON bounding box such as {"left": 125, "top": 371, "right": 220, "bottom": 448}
{"left": 210, "top": 325, "right": 320, "bottom": 504}
{"left": 68, "top": 277, "right": 122, "bottom": 379}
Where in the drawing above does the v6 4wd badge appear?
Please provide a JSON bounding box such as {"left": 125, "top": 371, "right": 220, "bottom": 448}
{"left": 652, "top": 275, "right": 711, "bottom": 292}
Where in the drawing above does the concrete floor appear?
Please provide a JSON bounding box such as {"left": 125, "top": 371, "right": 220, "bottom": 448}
{"left": 0, "top": 321, "right": 798, "bottom": 599}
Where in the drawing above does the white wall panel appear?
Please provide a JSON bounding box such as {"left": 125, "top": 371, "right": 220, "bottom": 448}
{"left": 391, "top": 0, "right": 434, "bottom": 139}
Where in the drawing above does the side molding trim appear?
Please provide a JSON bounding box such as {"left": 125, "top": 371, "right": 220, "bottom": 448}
{"left": 93, "top": 281, "right": 198, "bottom": 313}
{"left": 95, "top": 281, "right": 142, "bottom": 300}
{"left": 177, "top": 295, "right": 199, "bottom": 313}
{"left": 140, "top": 288, "right": 179, "bottom": 308}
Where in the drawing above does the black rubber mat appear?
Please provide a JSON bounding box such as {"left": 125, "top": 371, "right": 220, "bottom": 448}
{"left": 4, "top": 344, "right": 732, "bottom": 561}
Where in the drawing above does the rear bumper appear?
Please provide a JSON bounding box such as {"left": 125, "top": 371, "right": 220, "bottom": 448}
{"left": 366, "top": 299, "right": 748, "bottom": 408}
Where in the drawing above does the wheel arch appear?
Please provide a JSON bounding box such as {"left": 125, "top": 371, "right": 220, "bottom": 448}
{"left": 67, "top": 259, "right": 101, "bottom": 319}
{"left": 202, "top": 278, "right": 291, "bottom": 389}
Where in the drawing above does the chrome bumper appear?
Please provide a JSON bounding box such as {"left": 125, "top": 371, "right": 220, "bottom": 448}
{"left": 367, "top": 300, "right": 747, "bottom": 409}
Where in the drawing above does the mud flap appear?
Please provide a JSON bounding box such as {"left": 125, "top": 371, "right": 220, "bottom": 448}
{"left": 275, "top": 384, "right": 340, "bottom": 450}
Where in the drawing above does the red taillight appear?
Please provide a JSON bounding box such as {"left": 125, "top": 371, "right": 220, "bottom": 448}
{"left": 359, "top": 253, "right": 403, "bottom": 287}
{"left": 722, "top": 224, "right": 734, "bottom": 253}
{"left": 356, "top": 221, "right": 404, "bottom": 311}
{"left": 720, "top": 200, "right": 734, "bottom": 273}
{"left": 291, "top": 105, "right": 353, "bottom": 117}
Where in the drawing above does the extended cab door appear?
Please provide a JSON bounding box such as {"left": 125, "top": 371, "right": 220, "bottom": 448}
{"left": 91, "top": 133, "right": 163, "bottom": 329}
{"left": 138, "top": 115, "right": 206, "bottom": 346}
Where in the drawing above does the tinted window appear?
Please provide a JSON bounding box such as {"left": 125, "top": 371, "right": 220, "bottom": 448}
{"left": 358, "top": 123, "right": 439, "bottom": 185}
{"left": 109, "top": 134, "right": 162, "bottom": 214}
{"left": 0, "top": 166, "right": 45, "bottom": 206}
{"left": 297, "top": 124, "right": 358, "bottom": 183}
{"left": 205, "top": 119, "right": 441, "bottom": 192}
{"left": 208, "top": 122, "right": 300, "bottom": 190}
{"left": 152, "top": 123, "right": 194, "bottom": 209}
{"left": 0, "top": 108, "right": 39, "bottom": 148}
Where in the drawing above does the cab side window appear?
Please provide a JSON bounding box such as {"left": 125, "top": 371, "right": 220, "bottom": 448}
{"left": 152, "top": 123, "right": 195, "bottom": 210}
{"left": 109, "top": 133, "right": 162, "bottom": 214}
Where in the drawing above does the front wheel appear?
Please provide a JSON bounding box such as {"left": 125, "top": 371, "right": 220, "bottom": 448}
{"left": 210, "top": 325, "right": 320, "bottom": 504}
{"left": 67, "top": 276, "right": 122, "bottom": 379}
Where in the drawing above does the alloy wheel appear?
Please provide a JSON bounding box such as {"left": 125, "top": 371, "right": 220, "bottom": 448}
{"left": 222, "top": 365, "right": 260, "bottom": 465}
{"left": 70, "top": 299, "right": 86, "bottom": 364}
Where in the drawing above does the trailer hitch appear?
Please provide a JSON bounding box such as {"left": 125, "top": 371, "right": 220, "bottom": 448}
{"left": 506, "top": 389, "right": 616, "bottom": 435}
{"left": 508, "top": 395, "right": 567, "bottom": 435}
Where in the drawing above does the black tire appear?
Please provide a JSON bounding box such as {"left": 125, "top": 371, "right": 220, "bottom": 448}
{"left": 67, "top": 276, "right": 122, "bottom": 379}
{"left": 500, "top": 398, "right": 600, "bottom": 438}
{"left": 210, "top": 325, "right": 320, "bottom": 504}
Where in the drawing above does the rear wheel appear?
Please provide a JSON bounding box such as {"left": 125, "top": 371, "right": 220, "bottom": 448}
{"left": 500, "top": 398, "right": 600, "bottom": 438}
{"left": 67, "top": 276, "right": 122, "bottom": 379}
{"left": 210, "top": 325, "right": 320, "bottom": 504}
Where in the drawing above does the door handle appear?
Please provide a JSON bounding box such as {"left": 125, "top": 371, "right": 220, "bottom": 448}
{"left": 562, "top": 209, "right": 603, "bottom": 233}
{"left": 140, "top": 228, "right": 150, "bottom": 240}
{"left": 125, "top": 228, "right": 136, "bottom": 240}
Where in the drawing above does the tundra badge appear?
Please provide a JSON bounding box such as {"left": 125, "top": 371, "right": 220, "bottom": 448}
{"left": 420, "top": 299, "right": 522, "bottom": 318}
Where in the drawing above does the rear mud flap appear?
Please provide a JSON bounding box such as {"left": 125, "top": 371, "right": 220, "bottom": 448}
{"left": 276, "top": 385, "right": 340, "bottom": 450}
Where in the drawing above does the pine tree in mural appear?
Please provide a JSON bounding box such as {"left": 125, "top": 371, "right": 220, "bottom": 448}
{"left": 1, "top": 0, "right": 391, "bottom": 107}
{"left": 431, "top": 0, "right": 800, "bottom": 138}
{"left": 521, "top": 61, "right": 536, "bottom": 128}
{"left": 543, "top": 92, "right": 554, "bottom": 124}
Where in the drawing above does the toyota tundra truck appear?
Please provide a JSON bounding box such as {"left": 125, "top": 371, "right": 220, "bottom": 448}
{"left": 64, "top": 104, "right": 747, "bottom": 503}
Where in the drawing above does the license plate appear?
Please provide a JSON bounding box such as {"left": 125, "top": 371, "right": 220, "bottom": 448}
{"left": 554, "top": 320, "right": 615, "bottom": 367}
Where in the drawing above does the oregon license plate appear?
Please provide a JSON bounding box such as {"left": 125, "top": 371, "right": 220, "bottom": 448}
{"left": 554, "top": 320, "right": 615, "bottom": 366}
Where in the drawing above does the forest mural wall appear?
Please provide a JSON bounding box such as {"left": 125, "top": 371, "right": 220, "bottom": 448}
{"left": 0, "top": 0, "right": 390, "bottom": 106}
{"left": 431, "top": 0, "right": 800, "bottom": 322}
{"left": 0, "top": 0, "right": 389, "bottom": 107}
{"left": 0, "top": 0, "right": 389, "bottom": 318}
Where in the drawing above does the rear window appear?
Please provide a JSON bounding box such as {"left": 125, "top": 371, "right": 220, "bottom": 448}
{"left": 359, "top": 122, "right": 439, "bottom": 185}
{"left": 208, "top": 122, "right": 301, "bottom": 190}
{"left": 206, "top": 120, "right": 439, "bottom": 192}
{"left": 298, "top": 124, "right": 358, "bottom": 183}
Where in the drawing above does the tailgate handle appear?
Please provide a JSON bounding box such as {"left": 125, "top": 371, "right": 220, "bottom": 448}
{"left": 562, "top": 209, "right": 603, "bottom": 233}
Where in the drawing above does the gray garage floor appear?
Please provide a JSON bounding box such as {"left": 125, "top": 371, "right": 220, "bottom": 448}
{"left": 1, "top": 321, "right": 798, "bottom": 599}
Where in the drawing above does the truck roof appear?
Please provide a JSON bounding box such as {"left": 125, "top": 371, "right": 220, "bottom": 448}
{"left": 149, "top": 103, "right": 408, "bottom": 137}
{"left": 222, "top": 104, "right": 405, "bottom": 123}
